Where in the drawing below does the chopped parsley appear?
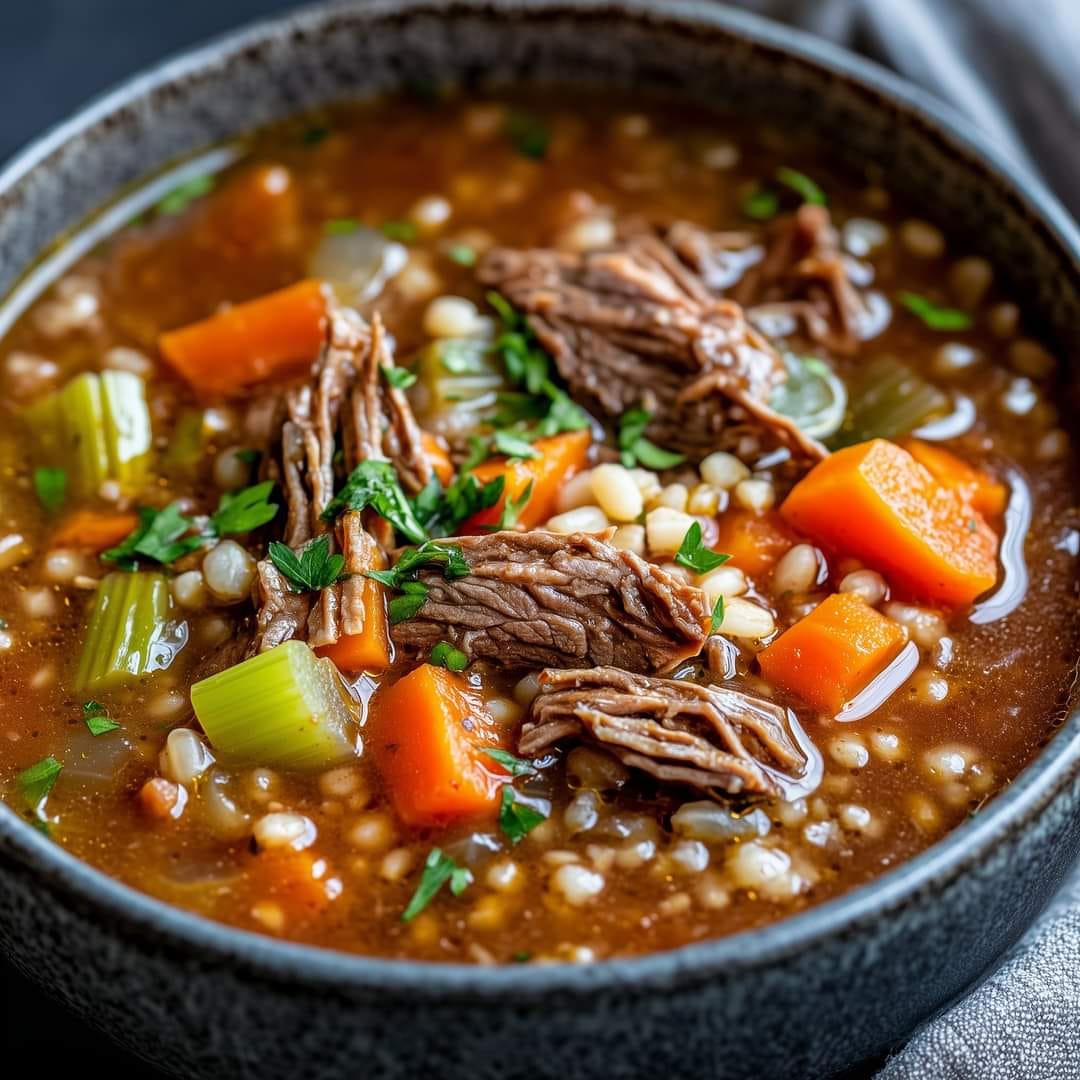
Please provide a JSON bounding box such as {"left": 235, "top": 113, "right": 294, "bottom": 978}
{"left": 741, "top": 188, "right": 779, "bottom": 221}
{"left": 775, "top": 166, "right": 826, "bottom": 206}
{"left": 401, "top": 848, "right": 473, "bottom": 921}
{"left": 446, "top": 243, "right": 477, "bottom": 267}
{"left": 675, "top": 521, "right": 731, "bottom": 575}
{"left": 33, "top": 466, "right": 66, "bottom": 513}
{"left": 381, "top": 219, "right": 418, "bottom": 244}
{"left": 302, "top": 124, "right": 330, "bottom": 145}
{"left": 388, "top": 581, "right": 430, "bottom": 624}
{"left": 489, "top": 480, "right": 534, "bottom": 532}
{"left": 103, "top": 503, "right": 204, "bottom": 571}
{"left": 324, "top": 217, "right": 360, "bottom": 235}
{"left": 430, "top": 641, "right": 469, "bottom": 671}
{"left": 367, "top": 540, "right": 470, "bottom": 624}
{"left": 618, "top": 408, "right": 686, "bottom": 470}
{"left": 483, "top": 748, "right": 537, "bottom": 777}
{"left": 155, "top": 174, "right": 214, "bottom": 216}
{"left": 897, "top": 291, "right": 973, "bottom": 331}
{"left": 83, "top": 701, "right": 120, "bottom": 736}
{"left": 234, "top": 449, "right": 261, "bottom": 466}
{"left": 710, "top": 595, "right": 726, "bottom": 635}
{"left": 322, "top": 460, "right": 428, "bottom": 544}
{"left": 381, "top": 364, "right": 417, "bottom": 391}
{"left": 499, "top": 786, "right": 547, "bottom": 845}
{"left": 268, "top": 536, "right": 348, "bottom": 594}
{"left": 209, "top": 481, "right": 278, "bottom": 537}
{"left": 18, "top": 756, "right": 62, "bottom": 810}
{"left": 492, "top": 430, "right": 539, "bottom": 460}
{"left": 411, "top": 471, "right": 506, "bottom": 539}
{"left": 505, "top": 111, "right": 550, "bottom": 159}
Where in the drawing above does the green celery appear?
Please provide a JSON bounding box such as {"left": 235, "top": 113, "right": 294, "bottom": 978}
{"left": 413, "top": 339, "right": 506, "bottom": 422}
{"left": 191, "top": 640, "right": 361, "bottom": 769}
{"left": 75, "top": 572, "right": 175, "bottom": 692}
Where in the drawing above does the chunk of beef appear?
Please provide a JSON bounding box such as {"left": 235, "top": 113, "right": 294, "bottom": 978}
{"left": 391, "top": 531, "right": 710, "bottom": 674}
{"left": 521, "top": 667, "right": 811, "bottom": 798}
{"left": 727, "top": 204, "right": 868, "bottom": 355}
{"left": 478, "top": 236, "right": 825, "bottom": 461}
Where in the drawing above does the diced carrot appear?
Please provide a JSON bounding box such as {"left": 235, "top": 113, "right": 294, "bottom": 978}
{"left": 780, "top": 439, "right": 998, "bottom": 608}
{"left": 462, "top": 429, "right": 592, "bottom": 533}
{"left": 198, "top": 164, "right": 300, "bottom": 255}
{"left": 372, "top": 664, "right": 507, "bottom": 827}
{"left": 712, "top": 509, "right": 797, "bottom": 577}
{"left": 159, "top": 279, "right": 327, "bottom": 396}
{"left": 900, "top": 438, "right": 1008, "bottom": 520}
{"left": 52, "top": 509, "right": 139, "bottom": 553}
{"left": 136, "top": 777, "right": 184, "bottom": 821}
{"left": 421, "top": 431, "right": 455, "bottom": 488}
{"left": 758, "top": 591, "right": 908, "bottom": 714}
{"left": 246, "top": 849, "right": 338, "bottom": 921}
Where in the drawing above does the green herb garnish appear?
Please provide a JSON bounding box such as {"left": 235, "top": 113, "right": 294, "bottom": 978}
{"left": 381, "top": 365, "right": 417, "bottom": 391}
{"left": 381, "top": 219, "right": 418, "bottom": 244}
{"left": 776, "top": 166, "right": 826, "bottom": 206}
{"left": 234, "top": 449, "right": 261, "bottom": 466}
{"left": 322, "top": 460, "right": 428, "bottom": 544}
{"left": 897, "top": 291, "right": 973, "bottom": 331}
{"left": 499, "top": 786, "right": 547, "bottom": 845}
{"left": 367, "top": 539, "right": 470, "bottom": 591}
{"left": 18, "top": 756, "right": 62, "bottom": 809}
{"left": 505, "top": 112, "right": 550, "bottom": 159}
{"left": 411, "top": 471, "right": 506, "bottom": 538}
{"left": 103, "top": 503, "right": 204, "bottom": 571}
{"left": 675, "top": 521, "right": 731, "bottom": 575}
{"left": 302, "top": 125, "right": 330, "bottom": 145}
{"left": 210, "top": 481, "right": 278, "bottom": 537}
{"left": 33, "top": 466, "right": 66, "bottom": 513}
{"left": 446, "top": 243, "right": 477, "bottom": 267}
{"left": 617, "top": 408, "right": 686, "bottom": 470}
{"left": 430, "top": 641, "right": 469, "bottom": 672}
{"left": 741, "top": 188, "right": 779, "bottom": 221}
{"left": 492, "top": 430, "right": 539, "bottom": 460}
{"left": 401, "top": 848, "right": 473, "bottom": 922}
{"left": 156, "top": 175, "right": 214, "bottom": 216}
{"left": 268, "top": 536, "right": 348, "bottom": 594}
{"left": 485, "top": 480, "right": 533, "bottom": 533}
{"left": 83, "top": 701, "right": 120, "bottom": 736}
{"left": 388, "top": 581, "right": 429, "bottom": 624}
{"left": 710, "top": 595, "right": 725, "bottom": 635}
{"left": 483, "top": 748, "right": 537, "bottom": 777}
{"left": 324, "top": 217, "right": 360, "bottom": 235}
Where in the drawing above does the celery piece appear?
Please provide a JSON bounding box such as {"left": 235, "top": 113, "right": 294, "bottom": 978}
{"left": 413, "top": 339, "right": 506, "bottom": 427}
{"left": 25, "top": 371, "right": 152, "bottom": 498}
{"left": 191, "top": 640, "right": 360, "bottom": 769}
{"left": 830, "top": 355, "right": 949, "bottom": 449}
{"left": 75, "top": 572, "right": 177, "bottom": 692}
{"left": 164, "top": 410, "right": 206, "bottom": 470}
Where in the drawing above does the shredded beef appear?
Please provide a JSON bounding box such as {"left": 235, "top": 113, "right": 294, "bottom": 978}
{"left": 521, "top": 667, "right": 810, "bottom": 798}
{"left": 478, "top": 235, "right": 826, "bottom": 461}
{"left": 391, "top": 530, "right": 710, "bottom": 674}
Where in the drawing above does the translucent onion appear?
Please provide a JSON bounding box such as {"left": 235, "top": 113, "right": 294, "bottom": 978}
{"left": 308, "top": 226, "right": 407, "bottom": 307}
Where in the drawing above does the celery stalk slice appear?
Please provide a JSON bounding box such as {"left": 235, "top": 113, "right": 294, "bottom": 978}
{"left": 75, "top": 572, "right": 177, "bottom": 691}
{"left": 101, "top": 370, "right": 153, "bottom": 488}
{"left": 191, "top": 640, "right": 361, "bottom": 770}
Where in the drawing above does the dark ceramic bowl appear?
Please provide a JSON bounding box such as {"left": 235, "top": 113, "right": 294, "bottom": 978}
{"left": 1, "top": 3, "right": 1079, "bottom": 1078}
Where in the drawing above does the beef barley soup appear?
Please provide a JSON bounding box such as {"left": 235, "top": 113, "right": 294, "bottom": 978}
{"left": 0, "top": 91, "right": 1076, "bottom": 964}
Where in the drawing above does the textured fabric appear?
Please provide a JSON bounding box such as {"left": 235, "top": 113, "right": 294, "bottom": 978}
{"left": 729, "top": 2, "right": 1080, "bottom": 1075}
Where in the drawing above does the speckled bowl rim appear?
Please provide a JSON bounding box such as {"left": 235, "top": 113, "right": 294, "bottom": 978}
{"left": 1, "top": 0, "right": 1079, "bottom": 1002}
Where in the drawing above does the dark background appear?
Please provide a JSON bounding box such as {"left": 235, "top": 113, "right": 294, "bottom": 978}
{"left": 0, "top": 4, "right": 298, "bottom": 1069}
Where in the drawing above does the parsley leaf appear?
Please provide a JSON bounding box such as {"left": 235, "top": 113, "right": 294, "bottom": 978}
{"left": 268, "top": 536, "right": 347, "bottom": 593}
{"left": 505, "top": 112, "right": 550, "bottom": 159}
{"left": 209, "top": 481, "right": 278, "bottom": 537}
{"left": 775, "top": 166, "right": 826, "bottom": 206}
{"left": 402, "top": 848, "right": 473, "bottom": 921}
{"left": 381, "top": 364, "right": 417, "bottom": 391}
{"left": 446, "top": 243, "right": 477, "bottom": 267}
{"left": 18, "top": 756, "right": 62, "bottom": 810}
{"left": 675, "top": 522, "right": 731, "bottom": 575}
{"left": 499, "top": 786, "right": 547, "bottom": 845}
{"left": 710, "top": 595, "right": 725, "bottom": 635}
{"left": 322, "top": 460, "right": 428, "bottom": 544}
{"left": 381, "top": 219, "right": 417, "bottom": 243}
{"left": 412, "top": 471, "right": 505, "bottom": 538}
{"left": 83, "top": 701, "right": 120, "bottom": 736}
{"left": 33, "top": 466, "right": 66, "bottom": 513}
{"left": 483, "top": 748, "right": 537, "bottom": 777}
{"left": 741, "top": 188, "right": 779, "bottom": 221}
{"left": 492, "top": 430, "right": 539, "bottom": 460}
{"left": 617, "top": 408, "right": 686, "bottom": 470}
{"left": 388, "top": 581, "right": 429, "bottom": 624}
{"left": 367, "top": 539, "right": 470, "bottom": 591}
{"left": 430, "top": 641, "right": 469, "bottom": 671}
{"left": 103, "top": 503, "right": 204, "bottom": 571}
{"left": 897, "top": 291, "right": 973, "bottom": 331}
{"left": 156, "top": 175, "right": 214, "bottom": 216}
{"left": 484, "top": 480, "right": 533, "bottom": 532}
{"left": 302, "top": 124, "right": 330, "bottom": 146}
{"left": 324, "top": 217, "right": 360, "bottom": 235}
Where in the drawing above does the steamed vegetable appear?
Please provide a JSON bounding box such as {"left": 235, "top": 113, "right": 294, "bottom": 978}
{"left": 372, "top": 664, "right": 507, "bottom": 827}
{"left": 712, "top": 510, "right": 797, "bottom": 577}
{"left": 26, "top": 371, "right": 152, "bottom": 498}
{"left": 769, "top": 355, "right": 847, "bottom": 440}
{"left": 413, "top": 337, "right": 507, "bottom": 437}
{"left": 159, "top": 279, "right": 327, "bottom": 395}
{"left": 75, "top": 572, "right": 175, "bottom": 692}
{"left": 191, "top": 640, "right": 360, "bottom": 769}
{"left": 758, "top": 592, "right": 908, "bottom": 713}
{"left": 780, "top": 439, "right": 998, "bottom": 607}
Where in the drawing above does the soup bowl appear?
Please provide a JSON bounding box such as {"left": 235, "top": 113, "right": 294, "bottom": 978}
{"left": 1, "top": 2, "right": 1078, "bottom": 1077}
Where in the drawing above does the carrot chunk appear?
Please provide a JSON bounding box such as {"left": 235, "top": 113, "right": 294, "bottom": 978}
{"left": 159, "top": 279, "right": 327, "bottom": 396}
{"left": 52, "top": 509, "right": 139, "bottom": 553}
{"left": 246, "top": 850, "right": 339, "bottom": 922}
{"left": 198, "top": 163, "right": 300, "bottom": 256}
{"left": 421, "top": 431, "right": 455, "bottom": 488}
{"left": 315, "top": 534, "right": 391, "bottom": 675}
{"left": 758, "top": 591, "right": 908, "bottom": 714}
{"left": 462, "top": 429, "right": 592, "bottom": 532}
{"left": 780, "top": 439, "right": 998, "bottom": 607}
{"left": 900, "top": 438, "right": 1008, "bottom": 520}
{"left": 712, "top": 509, "right": 797, "bottom": 577}
{"left": 372, "top": 664, "right": 506, "bottom": 827}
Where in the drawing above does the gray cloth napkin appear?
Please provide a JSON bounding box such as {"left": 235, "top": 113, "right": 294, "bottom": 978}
{"left": 732, "top": 1, "right": 1080, "bottom": 1075}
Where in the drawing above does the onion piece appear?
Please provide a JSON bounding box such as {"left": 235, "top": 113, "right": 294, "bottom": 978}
{"left": 308, "top": 226, "right": 407, "bottom": 307}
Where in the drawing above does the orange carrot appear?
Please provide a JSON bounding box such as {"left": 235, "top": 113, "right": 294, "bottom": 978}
{"left": 136, "top": 777, "right": 184, "bottom": 821}
{"left": 758, "top": 591, "right": 908, "bottom": 714}
{"left": 159, "top": 279, "right": 327, "bottom": 396}
{"left": 52, "top": 509, "right": 139, "bottom": 553}
{"left": 462, "top": 429, "right": 592, "bottom": 533}
{"left": 246, "top": 849, "right": 339, "bottom": 921}
{"left": 198, "top": 163, "right": 300, "bottom": 255}
{"left": 372, "top": 664, "right": 507, "bottom": 827}
{"left": 421, "top": 431, "right": 455, "bottom": 488}
{"left": 780, "top": 439, "right": 998, "bottom": 607}
{"left": 315, "top": 536, "right": 390, "bottom": 674}
{"left": 900, "top": 438, "right": 1008, "bottom": 520}
{"left": 712, "top": 509, "right": 797, "bottom": 577}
